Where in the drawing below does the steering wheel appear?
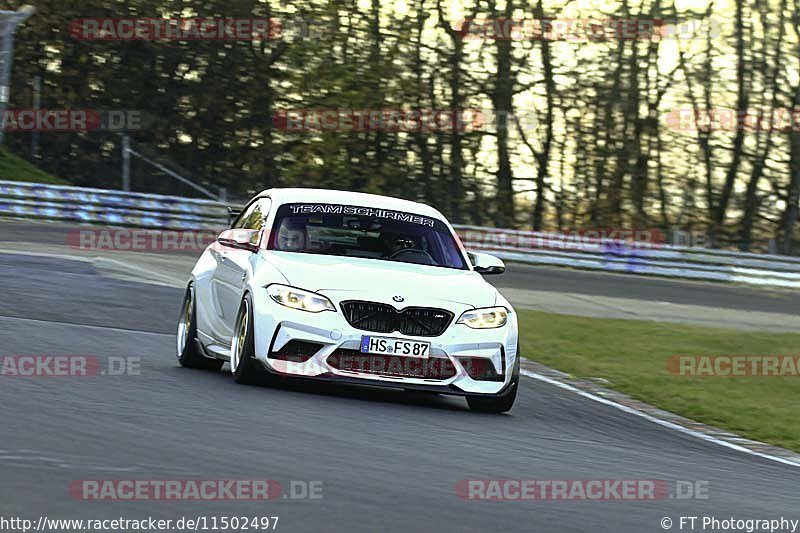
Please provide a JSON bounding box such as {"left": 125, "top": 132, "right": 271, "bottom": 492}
{"left": 389, "top": 248, "right": 436, "bottom": 265}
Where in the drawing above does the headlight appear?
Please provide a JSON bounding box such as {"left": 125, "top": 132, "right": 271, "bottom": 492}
{"left": 266, "top": 284, "right": 335, "bottom": 313}
{"left": 456, "top": 306, "right": 508, "bottom": 329}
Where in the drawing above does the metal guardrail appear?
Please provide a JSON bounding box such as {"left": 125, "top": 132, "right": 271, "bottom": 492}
{"left": 0, "top": 180, "right": 797, "bottom": 289}
{"left": 0, "top": 180, "right": 229, "bottom": 229}
{"left": 455, "top": 226, "right": 800, "bottom": 289}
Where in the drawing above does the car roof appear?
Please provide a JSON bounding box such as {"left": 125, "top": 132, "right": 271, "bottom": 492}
{"left": 258, "top": 188, "right": 446, "bottom": 220}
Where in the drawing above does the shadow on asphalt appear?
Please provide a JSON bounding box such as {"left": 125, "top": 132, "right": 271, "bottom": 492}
{"left": 165, "top": 363, "right": 520, "bottom": 416}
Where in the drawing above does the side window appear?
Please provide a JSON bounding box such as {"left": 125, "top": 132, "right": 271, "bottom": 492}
{"left": 233, "top": 198, "right": 271, "bottom": 230}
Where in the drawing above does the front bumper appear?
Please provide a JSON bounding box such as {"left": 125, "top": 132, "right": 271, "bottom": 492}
{"left": 251, "top": 290, "right": 519, "bottom": 396}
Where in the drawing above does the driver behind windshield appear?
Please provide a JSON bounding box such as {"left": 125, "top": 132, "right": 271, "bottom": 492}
{"left": 380, "top": 232, "right": 418, "bottom": 259}
{"left": 276, "top": 219, "right": 306, "bottom": 251}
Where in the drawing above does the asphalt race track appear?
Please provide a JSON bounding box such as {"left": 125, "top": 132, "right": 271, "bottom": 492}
{"left": 0, "top": 234, "right": 798, "bottom": 532}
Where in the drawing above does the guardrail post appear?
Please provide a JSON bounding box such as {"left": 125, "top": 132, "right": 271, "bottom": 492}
{"left": 30, "top": 75, "right": 40, "bottom": 157}
{"left": 121, "top": 135, "right": 131, "bottom": 192}
{"left": 0, "top": 6, "right": 35, "bottom": 146}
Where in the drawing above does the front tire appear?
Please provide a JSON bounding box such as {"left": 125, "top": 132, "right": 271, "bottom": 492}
{"left": 230, "top": 293, "right": 266, "bottom": 385}
{"left": 177, "top": 283, "right": 224, "bottom": 371}
{"left": 466, "top": 350, "right": 520, "bottom": 414}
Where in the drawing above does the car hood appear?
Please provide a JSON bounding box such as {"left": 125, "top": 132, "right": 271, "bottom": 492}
{"left": 264, "top": 251, "right": 497, "bottom": 309}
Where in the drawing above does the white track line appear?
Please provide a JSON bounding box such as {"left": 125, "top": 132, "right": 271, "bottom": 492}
{"left": 521, "top": 369, "right": 800, "bottom": 469}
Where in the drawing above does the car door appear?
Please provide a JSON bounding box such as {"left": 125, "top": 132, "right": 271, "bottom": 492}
{"left": 210, "top": 198, "right": 270, "bottom": 343}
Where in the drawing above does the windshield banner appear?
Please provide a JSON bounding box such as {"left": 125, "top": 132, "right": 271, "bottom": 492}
{"left": 286, "top": 204, "right": 436, "bottom": 228}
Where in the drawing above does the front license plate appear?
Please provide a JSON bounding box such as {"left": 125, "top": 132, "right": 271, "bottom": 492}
{"left": 360, "top": 336, "right": 430, "bottom": 358}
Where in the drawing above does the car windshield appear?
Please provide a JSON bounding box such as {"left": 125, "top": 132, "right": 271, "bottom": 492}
{"left": 268, "top": 203, "right": 468, "bottom": 270}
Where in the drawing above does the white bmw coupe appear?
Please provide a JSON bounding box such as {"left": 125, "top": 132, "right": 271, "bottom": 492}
{"left": 177, "top": 188, "right": 520, "bottom": 412}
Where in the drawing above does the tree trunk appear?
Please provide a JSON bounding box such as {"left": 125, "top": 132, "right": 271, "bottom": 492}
{"left": 491, "top": 0, "right": 516, "bottom": 227}
{"left": 531, "top": 0, "right": 553, "bottom": 231}
{"left": 712, "top": 0, "right": 748, "bottom": 242}
{"left": 781, "top": 127, "right": 800, "bottom": 254}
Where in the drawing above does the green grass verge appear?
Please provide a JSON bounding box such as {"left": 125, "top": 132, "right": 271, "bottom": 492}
{"left": 0, "top": 148, "right": 67, "bottom": 184}
{"left": 517, "top": 310, "right": 800, "bottom": 452}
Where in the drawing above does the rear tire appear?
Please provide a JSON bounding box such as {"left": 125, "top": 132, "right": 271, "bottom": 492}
{"left": 231, "top": 293, "right": 266, "bottom": 385}
{"left": 466, "top": 349, "right": 520, "bottom": 414}
{"left": 177, "top": 283, "right": 224, "bottom": 371}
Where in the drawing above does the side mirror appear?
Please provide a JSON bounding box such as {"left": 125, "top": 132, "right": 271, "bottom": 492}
{"left": 217, "top": 228, "right": 261, "bottom": 253}
{"left": 469, "top": 251, "right": 506, "bottom": 275}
